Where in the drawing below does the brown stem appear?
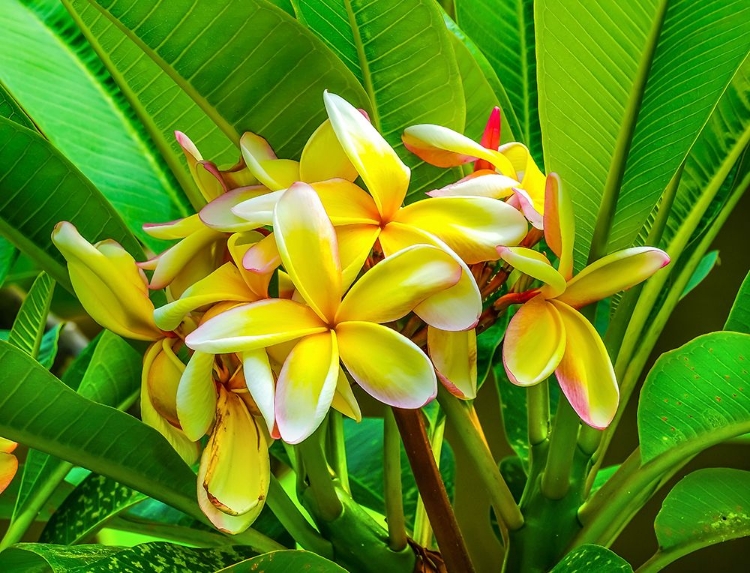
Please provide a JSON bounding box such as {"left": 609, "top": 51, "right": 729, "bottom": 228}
{"left": 392, "top": 408, "right": 476, "bottom": 573}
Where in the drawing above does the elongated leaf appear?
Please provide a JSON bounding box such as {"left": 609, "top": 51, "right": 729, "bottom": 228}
{"left": 41, "top": 474, "right": 146, "bottom": 544}
{"left": 217, "top": 550, "right": 347, "bottom": 573}
{"left": 37, "top": 324, "right": 63, "bottom": 370}
{"left": 87, "top": 0, "right": 369, "bottom": 163}
{"left": 647, "top": 468, "right": 750, "bottom": 569}
{"left": 725, "top": 270, "right": 750, "bottom": 334}
{"left": 0, "top": 542, "right": 257, "bottom": 573}
{"left": 0, "top": 236, "right": 19, "bottom": 287}
{"left": 62, "top": 0, "right": 238, "bottom": 206}
{"left": 679, "top": 250, "right": 719, "bottom": 300}
{"left": 0, "top": 0, "right": 190, "bottom": 250}
{"left": 551, "top": 545, "right": 632, "bottom": 572}
{"left": 292, "top": 0, "right": 465, "bottom": 198}
{"left": 0, "top": 341, "right": 200, "bottom": 522}
{"left": 638, "top": 332, "right": 750, "bottom": 464}
{"left": 476, "top": 314, "right": 509, "bottom": 389}
{"left": 537, "top": 0, "right": 750, "bottom": 269}
{"left": 0, "top": 115, "right": 143, "bottom": 291}
{"left": 0, "top": 81, "right": 36, "bottom": 130}
{"left": 454, "top": 0, "right": 539, "bottom": 161}
{"left": 7, "top": 272, "right": 55, "bottom": 358}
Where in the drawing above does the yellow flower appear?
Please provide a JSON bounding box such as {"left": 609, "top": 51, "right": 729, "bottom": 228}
{"left": 0, "top": 437, "right": 18, "bottom": 495}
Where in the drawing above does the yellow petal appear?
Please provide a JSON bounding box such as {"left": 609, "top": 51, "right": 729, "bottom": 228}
{"left": 200, "top": 186, "right": 271, "bottom": 233}
{"left": 428, "top": 327, "right": 477, "bottom": 399}
{"left": 228, "top": 232, "right": 276, "bottom": 298}
{"left": 336, "top": 245, "right": 461, "bottom": 324}
{"left": 337, "top": 321, "right": 437, "bottom": 408}
{"left": 502, "top": 297, "right": 565, "bottom": 386}
{"left": 154, "top": 263, "right": 256, "bottom": 331}
{"left": 177, "top": 351, "right": 218, "bottom": 441}
{"left": 427, "top": 171, "right": 518, "bottom": 199}
{"left": 511, "top": 188, "right": 544, "bottom": 230}
{"left": 402, "top": 124, "right": 515, "bottom": 175}
{"left": 147, "top": 226, "right": 225, "bottom": 291}
{"left": 146, "top": 338, "right": 184, "bottom": 426}
{"left": 0, "top": 437, "right": 17, "bottom": 454}
{"left": 557, "top": 247, "right": 670, "bottom": 308}
{"left": 379, "top": 222, "right": 481, "bottom": 331}
{"left": 242, "top": 348, "right": 276, "bottom": 435}
{"left": 276, "top": 331, "right": 339, "bottom": 444}
{"left": 300, "top": 119, "right": 359, "bottom": 182}
{"left": 230, "top": 189, "right": 284, "bottom": 229}
{"left": 0, "top": 452, "right": 18, "bottom": 494}
{"left": 141, "top": 342, "right": 199, "bottom": 465}
{"left": 175, "top": 131, "right": 208, "bottom": 206}
{"left": 144, "top": 214, "right": 204, "bottom": 240}
{"left": 200, "top": 387, "right": 269, "bottom": 519}
{"left": 52, "top": 222, "right": 161, "bottom": 341}
{"left": 550, "top": 301, "right": 619, "bottom": 429}
{"left": 324, "top": 91, "right": 409, "bottom": 221}
{"left": 543, "top": 173, "right": 575, "bottom": 280}
{"left": 331, "top": 368, "right": 362, "bottom": 421}
{"left": 395, "top": 196, "right": 528, "bottom": 263}
{"left": 240, "top": 132, "right": 299, "bottom": 190}
{"left": 336, "top": 224, "right": 380, "bottom": 290}
{"left": 194, "top": 161, "right": 227, "bottom": 202}
{"left": 186, "top": 299, "right": 327, "bottom": 354}
{"left": 273, "top": 182, "right": 342, "bottom": 323}
{"left": 311, "top": 179, "right": 381, "bottom": 225}
{"left": 497, "top": 246, "right": 567, "bottom": 298}
{"left": 499, "top": 142, "right": 545, "bottom": 213}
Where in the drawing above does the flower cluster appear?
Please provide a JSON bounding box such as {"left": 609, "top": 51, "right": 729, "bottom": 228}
{"left": 50, "top": 92, "right": 667, "bottom": 531}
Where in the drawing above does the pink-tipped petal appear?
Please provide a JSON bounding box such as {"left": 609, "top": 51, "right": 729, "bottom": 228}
{"left": 276, "top": 331, "right": 339, "bottom": 444}
{"left": 337, "top": 321, "right": 437, "bottom": 408}
{"left": 499, "top": 142, "right": 546, "bottom": 213}
{"left": 300, "top": 119, "right": 359, "bottom": 182}
{"left": 186, "top": 299, "right": 327, "bottom": 354}
{"left": 324, "top": 91, "right": 409, "bottom": 221}
{"left": 231, "top": 189, "right": 285, "bottom": 229}
{"left": 512, "top": 188, "right": 544, "bottom": 230}
{"left": 273, "top": 183, "right": 342, "bottom": 323}
{"left": 497, "top": 246, "right": 567, "bottom": 297}
{"left": 543, "top": 173, "right": 575, "bottom": 280}
{"left": 243, "top": 348, "right": 276, "bottom": 435}
{"left": 503, "top": 296, "right": 566, "bottom": 386}
{"left": 428, "top": 327, "right": 478, "bottom": 399}
{"left": 228, "top": 232, "right": 276, "bottom": 298}
{"left": 195, "top": 161, "right": 226, "bottom": 202}
{"left": 200, "top": 186, "right": 271, "bottom": 233}
{"left": 557, "top": 247, "right": 671, "bottom": 308}
{"left": 551, "top": 301, "right": 619, "bottom": 429}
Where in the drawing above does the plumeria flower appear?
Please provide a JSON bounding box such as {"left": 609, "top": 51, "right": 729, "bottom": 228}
{"left": 186, "top": 182, "right": 481, "bottom": 443}
{"left": 0, "top": 437, "right": 18, "bottom": 495}
{"left": 497, "top": 175, "right": 670, "bottom": 428}
{"left": 403, "top": 109, "right": 547, "bottom": 229}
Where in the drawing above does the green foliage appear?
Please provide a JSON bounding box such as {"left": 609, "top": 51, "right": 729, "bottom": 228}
{"left": 293, "top": 0, "right": 466, "bottom": 198}
{"left": 551, "top": 545, "right": 632, "bottom": 572}
{"left": 725, "top": 269, "right": 750, "bottom": 334}
{"left": 7, "top": 272, "right": 55, "bottom": 358}
{"left": 679, "top": 250, "right": 719, "bottom": 300}
{"left": 217, "top": 550, "right": 347, "bottom": 572}
{"left": 0, "top": 236, "right": 19, "bottom": 287}
{"left": 638, "top": 331, "right": 750, "bottom": 464}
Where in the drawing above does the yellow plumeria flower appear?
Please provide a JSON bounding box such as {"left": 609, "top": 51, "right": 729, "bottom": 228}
{"left": 497, "top": 174, "right": 670, "bottom": 428}
{"left": 186, "top": 182, "right": 480, "bottom": 443}
{"left": 0, "top": 437, "right": 18, "bottom": 495}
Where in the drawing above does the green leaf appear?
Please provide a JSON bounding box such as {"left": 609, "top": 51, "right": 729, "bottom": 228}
{"left": 590, "top": 465, "right": 620, "bottom": 497}
{"left": 0, "top": 542, "right": 257, "bottom": 573}
{"left": 0, "top": 340, "right": 201, "bottom": 524}
{"left": 498, "top": 456, "right": 525, "bottom": 504}
{"left": 679, "top": 250, "right": 719, "bottom": 300}
{"left": 638, "top": 332, "right": 750, "bottom": 464}
{"left": 86, "top": 0, "right": 369, "bottom": 162}
{"left": 551, "top": 545, "right": 632, "bottom": 572}
{"left": 40, "top": 474, "right": 146, "bottom": 544}
{"left": 0, "top": 80, "right": 36, "bottom": 130}
{"left": 7, "top": 272, "right": 55, "bottom": 359}
{"left": 537, "top": 0, "right": 750, "bottom": 269}
{"left": 0, "top": 115, "right": 143, "bottom": 291}
{"left": 494, "top": 363, "right": 529, "bottom": 465}
{"left": 292, "top": 0, "right": 465, "bottom": 198}
{"left": 0, "top": 236, "right": 19, "bottom": 287}
{"left": 725, "top": 269, "right": 750, "bottom": 334}
{"left": 476, "top": 314, "right": 509, "bottom": 389}
{"left": 646, "top": 468, "right": 750, "bottom": 570}
{"left": 454, "top": 0, "right": 539, "bottom": 161}
{"left": 0, "top": 0, "right": 190, "bottom": 250}
{"left": 217, "top": 550, "right": 347, "bottom": 573}
{"left": 62, "top": 0, "right": 238, "bottom": 209}
{"left": 37, "top": 324, "right": 63, "bottom": 370}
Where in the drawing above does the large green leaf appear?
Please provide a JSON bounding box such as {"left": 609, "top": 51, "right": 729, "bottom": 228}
{"left": 0, "top": 542, "right": 257, "bottom": 573}
{"left": 645, "top": 468, "right": 750, "bottom": 570}
{"left": 7, "top": 272, "right": 55, "bottom": 359}
{"left": 292, "top": 0, "right": 465, "bottom": 198}
{"left": 0, "top": 340, "right": 200, "bottom": 522}
{"left": 551, "top": 545, "right": 632, "bottom": 572}
{"left": 537, "top": 0, "right": 750, "bottom": 269}
{"left": 62, "top": 0, "right": 238, "bottom": 207}
{"left": 37, "top": 324, "right": 63, "bottom": 370}
{"left": 638, "top": 332, "right": 750, "bottom": 464}
{"left": 86, "top": 0, "right": 369, "bottom": 164}
{"left": 217, "top": 550, "right": 347, "bottom": 573}
{"left": 0, "top": 0, "right": 190, "bottom": 250}
{"left": 0, "top": 237, "right": 19, "bottom": 288}
{"left": 0, "top": 115, "right": 143, "bottom": 291}
{"left": 454, "top": 0, "right": 539, "bottom": 162}
{"left": 725, "top": 270, "right": 750, "bottom": 334}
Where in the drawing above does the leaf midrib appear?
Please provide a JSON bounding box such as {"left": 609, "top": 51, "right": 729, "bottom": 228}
{"left": 343, "top": 0, "right": 379, "bottom": 128}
